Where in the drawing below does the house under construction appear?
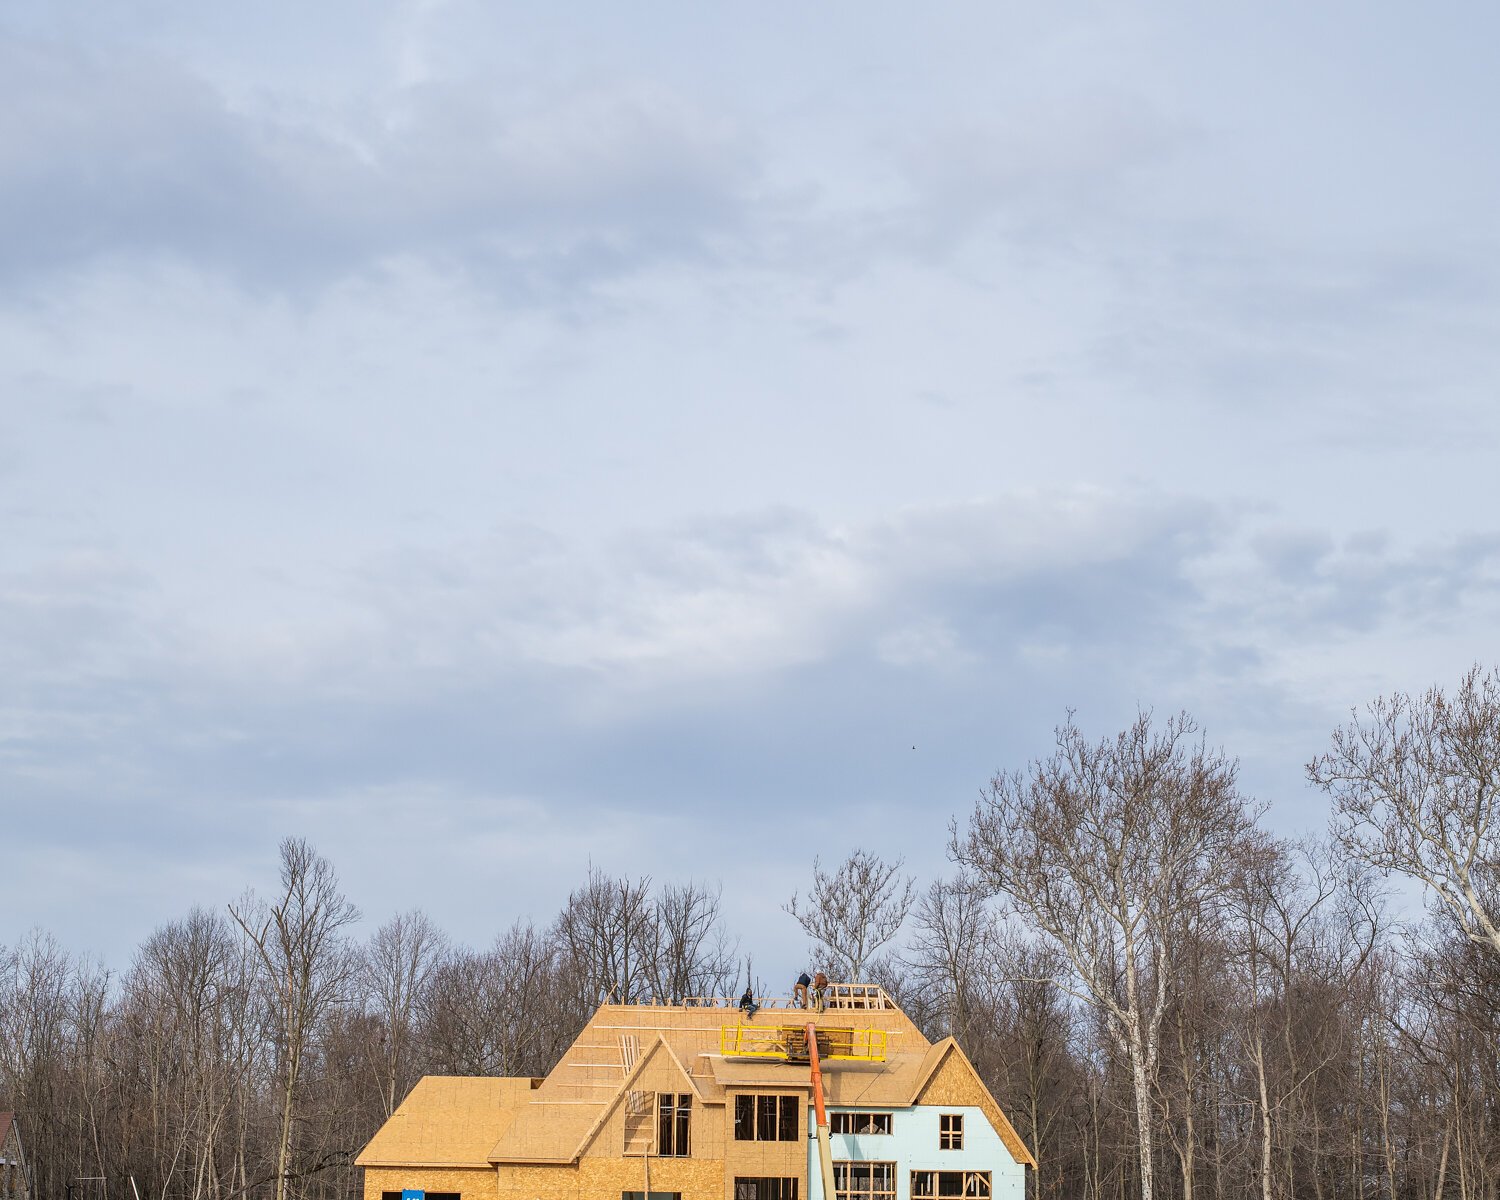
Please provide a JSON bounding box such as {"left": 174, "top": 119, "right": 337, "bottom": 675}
{"left": 356, "top": 983, "right": 1035, "bottom": 1200}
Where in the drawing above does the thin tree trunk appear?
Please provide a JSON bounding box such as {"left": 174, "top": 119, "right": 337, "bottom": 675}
{"left": 1253, "top": 1034, "right": 1274, "bottom": 1200}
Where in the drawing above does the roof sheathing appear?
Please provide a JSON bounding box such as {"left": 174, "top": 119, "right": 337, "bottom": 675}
{"left": 489, "top": 1001, "right": 930, "bottom": 1166}
{"left": 356, "top": 1076, "right": 534, "bottom": 1167}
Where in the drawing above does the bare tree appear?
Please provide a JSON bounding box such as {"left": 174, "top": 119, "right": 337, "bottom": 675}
{"left": 422, "top": 921, "right": 579, "bottom": 1078}
{"left": 229, "top": 838, "right": 360, "bottom": 1200}
{"left": 954, "top": 712, "right": 1254, "bottom": 1200}
{"left": 121, "top": 908, "right": 257, "bottom": 1200}
{"left": 784, "top": 850, "right": 916, "bottom": 980}
{"left": 1223, "top": 837, "right": 1345, "bottom": 1200}
{"left": 1309, "top": 664, "right": 1500, "bottom": 957}
{"left": 362, "top": 911, "right": 445, "bottom": 1117}
{"left": 642, "top": 881, "right": 738, "bottom": 1003}
{"left": 553, "top": 868, "right": 657, "bottom": 1005}
{"left": 0, "top": 930, "right": 81, "bottom": 1200}
{"left": 899, "top": 876, "right": 998, "bottom": 1045}
{"left": 982, "top": 932, "right": 1077, "bottom": 1200}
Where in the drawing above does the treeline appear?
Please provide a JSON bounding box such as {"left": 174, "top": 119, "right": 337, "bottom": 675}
{"left": 4, "top": 669, "right": 1500, "bottom": 1200}
{"left": 0, "top": 860, "right": 741, "bottom": 1200}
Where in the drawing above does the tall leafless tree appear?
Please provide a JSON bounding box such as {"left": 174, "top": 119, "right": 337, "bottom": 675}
{"left": 784, "top": 850, "right": 916, "bottom": 981}
{"left": 898, "top": 876, "right": 1000, "bottom": 1047}
{"left": 421, "top": 920, "right": 581, "bottom": 1079}
{"left": 642, "top": 881, "right": 738, "bottom": 1003}
{"left": 954, "top": 712, "right": 1255, "bottom": 1200}
{"left": 362, "top": 911, "right": 445, "bottom": 1118}
{"left": 229, "top": 839, "right": 360, "bottom": 1200}
{"left": 553, "top": 868, "right": 657, "bottom": 1005}
{"left": 1310, "top": 664, "right": 1500, "bottom": 957}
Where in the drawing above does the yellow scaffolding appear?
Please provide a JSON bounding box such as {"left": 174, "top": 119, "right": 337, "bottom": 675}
{"left": 719, "top": 1025, "right": 887, "bottom": 1062}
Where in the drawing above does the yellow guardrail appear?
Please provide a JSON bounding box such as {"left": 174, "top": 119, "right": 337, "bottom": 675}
{"left": 720, "top": 1025, "right": 888, "bottom": 1062}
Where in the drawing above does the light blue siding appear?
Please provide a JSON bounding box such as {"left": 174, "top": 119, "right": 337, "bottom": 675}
{"left": 805, "top": 1106, "right": 1026, "bottom": 1200}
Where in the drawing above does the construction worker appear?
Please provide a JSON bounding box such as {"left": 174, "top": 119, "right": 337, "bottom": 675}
{"left": 793, "top": 971, "right": 812, "bottom": 1008}
{"left": 812, "top": 970, "right": 829, "bottom": 1012}
{"left": 739, "top": 987, "right": 760, "bottom": 1019}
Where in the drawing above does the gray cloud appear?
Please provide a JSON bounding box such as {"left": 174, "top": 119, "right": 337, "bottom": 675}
{"left": 4, "top": 0, "right": 1500, "bottom": 977}
{"left": 0, "top": 37, "right": 755, "bottom": 294}
{"left": 9, "top": 491, "right": 1489, "bottom": 817}
{"left": 6, "top": 482, "right": 1499, "bottom": 963}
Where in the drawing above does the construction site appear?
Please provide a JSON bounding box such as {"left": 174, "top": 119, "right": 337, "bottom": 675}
{"left": 356, "top": 983, "right": 1034, "bottom": 1200}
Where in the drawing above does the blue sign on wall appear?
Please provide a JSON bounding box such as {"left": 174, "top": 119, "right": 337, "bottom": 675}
{"left": 402, "top": 1190, "right": 425, "bottom": 1200}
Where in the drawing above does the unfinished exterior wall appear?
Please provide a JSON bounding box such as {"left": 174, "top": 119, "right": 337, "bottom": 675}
{"left": 498, "top": 1157, "right": 723, "bottom": 1200}
{"left": 720, "top": 1087, "right": 806, "bottom": 1199}
{"left": 362, "top": 1165, "right": 498, "bottom": 1200}
{"left": 580, "top": 1045, "right": 724, "bottom": 1162}
{"left": 915, "top": 1052, "right": 1033, "bottom": 1168}
{"left": 810, "top": 1106, "right": 1024, "bottom": 1200}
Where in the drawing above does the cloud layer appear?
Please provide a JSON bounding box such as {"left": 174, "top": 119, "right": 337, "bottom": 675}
{"left": 4, "top": 0, "right": 1500, "bottom": 971}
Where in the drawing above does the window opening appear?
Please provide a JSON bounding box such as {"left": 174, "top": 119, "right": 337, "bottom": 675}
{"left": 733, "top": 1179, "right": 799, "bottom": 1200}
{"left": 911, "top": 1171, "right": 992, "bottom": 1198}
{"left": 734, "top": 1094, "right": 799, "bottom": 1141}
{"left": 833, "top": 1161, "right": 896, "bottom": 1200}
{"left": 657, "top": 1093, "right": 691, "bottom": 1156}
{"left": 939, "top": 1113, "right": 965, "bottom": 1150}
{"left": 830, "top": 1112, "right": 892, "bottom": 1135}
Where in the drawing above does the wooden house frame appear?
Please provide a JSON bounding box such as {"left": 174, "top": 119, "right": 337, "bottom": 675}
{"left": 358, "top": 988, "right": 1034, "bottom": 1200}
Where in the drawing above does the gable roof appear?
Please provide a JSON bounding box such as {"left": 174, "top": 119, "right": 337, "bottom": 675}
{"left": 355, "top": 1077, "right": 534, "bottom": 1167}
{"left": 912, "top": 1038, "right": 1037, "bottom": 1168}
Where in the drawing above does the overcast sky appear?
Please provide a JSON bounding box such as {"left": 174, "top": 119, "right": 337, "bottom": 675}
{"left": 4, "top": 0, "right": 1498, "bottom": 982}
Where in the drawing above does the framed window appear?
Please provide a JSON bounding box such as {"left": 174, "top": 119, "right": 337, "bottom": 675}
{"left": 734, "top": 1094, "right": 800, "bottom": 1141}
{"left": 734, "top": 1179, "right": 799, "bottom": 1200}
{"left": 830, "top": 1112, "right": 892, "bottom": 1135}
{"left": 939, "top": 1113, "right": 964, "bottom": 1150}
{"left": 622, "top": 1193, "right": 683, "bottom": 1200}
{"left": 777, "top": 1095, "right": 798, "bottom": 1141}
{"left": 911, "top": 1171, "right": 992, "bottom": 1198}
{"left": 833, "top": 1161, "right": 896, "bottom": 1200}
{"left": 657, "top": 1093, "right": 691, "bottom": 1156}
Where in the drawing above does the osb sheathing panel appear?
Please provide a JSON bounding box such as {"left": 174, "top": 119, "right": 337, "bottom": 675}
{"left": 362, "top": 1164, "right": 498, "bottom": 1200}
{"left": 721, "top": 1135, "right": 803, "bottom": 1180}
{"left": 359, "top": 1078, "right": 533, "bottom": 1167}
{"left": 499, "top": 1158, "right": 722, "bottom": 1200}
{"left": 914, "top": 1045, "right": 1036, "bottom": 1168}
{"left": 497, "top": 1035, "right": 690, "bottom": 1163}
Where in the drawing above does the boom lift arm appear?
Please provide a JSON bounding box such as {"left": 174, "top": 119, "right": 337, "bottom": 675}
{"left": 806, "top": 1023, "right": 837, "bottom": 1200}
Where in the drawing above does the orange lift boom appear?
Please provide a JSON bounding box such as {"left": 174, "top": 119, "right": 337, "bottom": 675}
{"left": 806, "top": 1023, "right": 837, "bottom": 1200}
